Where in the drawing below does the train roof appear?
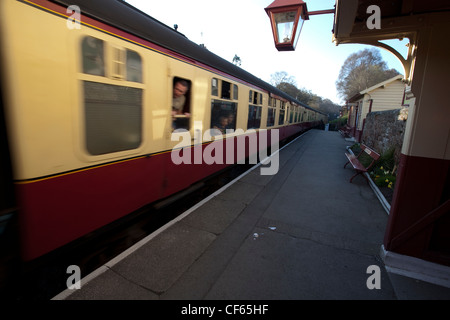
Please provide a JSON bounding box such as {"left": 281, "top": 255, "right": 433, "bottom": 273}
{"left": 52, "top": 0, "right": 325, "bottom": 115}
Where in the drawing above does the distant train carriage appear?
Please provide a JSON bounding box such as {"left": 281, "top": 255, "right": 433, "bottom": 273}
{"left": 0, "top": 0, "right": 327, "bottom": 260}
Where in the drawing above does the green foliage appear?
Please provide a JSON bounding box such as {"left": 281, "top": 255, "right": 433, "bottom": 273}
{"left": 369, "top": 147, "right": 396, "bottom": 189}
{"left": 329, "top": 116, "right": 348, "bottom": 129}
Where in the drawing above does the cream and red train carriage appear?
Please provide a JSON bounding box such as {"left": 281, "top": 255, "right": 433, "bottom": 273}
{"left": 0, "top": 0, "right": 327, "bottom": 260}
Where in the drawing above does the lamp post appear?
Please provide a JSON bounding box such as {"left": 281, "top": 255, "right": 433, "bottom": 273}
{"left": 265, "top": 0, "right": 335, "bottom": 51}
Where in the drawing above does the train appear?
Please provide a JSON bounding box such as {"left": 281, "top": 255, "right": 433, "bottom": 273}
{"left": 0, "top": 0, "right": 327, "bottom": 261}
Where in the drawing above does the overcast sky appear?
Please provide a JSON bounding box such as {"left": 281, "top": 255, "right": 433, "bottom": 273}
{"left": 125, "top": 0, "right": 408, "bottom": 105}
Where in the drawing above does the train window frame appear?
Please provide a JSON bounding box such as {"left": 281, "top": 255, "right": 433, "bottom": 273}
{"left": 279, "top": 101, "right": 286, "bottom": 126}
{"left": 79, "top": 35, "right": 145, "bottom": 159}
{"left": 111, "top": 45, "right": 126, "bottom": 79}
{"left": 172, "top": 77, "right": 192, "bottom": 131}
{"left": 247, "top": 89, "right": 263, "bottom": 130}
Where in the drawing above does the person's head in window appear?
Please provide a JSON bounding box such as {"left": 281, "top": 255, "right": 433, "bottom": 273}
{"left": 172, "top": 79, "right": 189, "bottom": 116}
{"left": 173, "top": 79, "right": 188, "bottom": 99}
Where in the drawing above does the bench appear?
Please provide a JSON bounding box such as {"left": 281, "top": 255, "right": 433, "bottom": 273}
{"left": 338, "top": 125, "right": 351, "bottom": 138}
{"left": 344, "top": 144, "right": 380, "bottom": 183}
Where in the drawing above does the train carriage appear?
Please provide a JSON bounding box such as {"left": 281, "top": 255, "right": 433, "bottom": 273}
{"left": 0, "top": 0, "right": 327, "bottom": 260}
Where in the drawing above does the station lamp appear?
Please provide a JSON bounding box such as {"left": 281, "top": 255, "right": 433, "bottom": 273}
{"left": 265, "top": 0, "right": 335, "bottom": 51}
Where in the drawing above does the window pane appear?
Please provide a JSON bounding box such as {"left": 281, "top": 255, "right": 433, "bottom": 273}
{"left": 211, "top": 78, "right": 218, "bottom": 96}
{"left": 82, "top": 37, "right": 105, "bottom": 76}
{"left": 126, "top": 50, "right": 142, "bottom": 82}
{"left": 247, "top": 105, "right": 261, "bottom": 129}
{"left": 233, "top": 84, "right": 238, "bottom": 100}
{"left": 267, "top": 108, "right": 275, "bottom": 127}
{"left": 279, "top": 109, "right": 285, "bottom": 125}
{"left": 84, "top": 81, "right": 142, "bottom": 155}
{"left": 211, "top": 99, "right": 237, "bottom": 134}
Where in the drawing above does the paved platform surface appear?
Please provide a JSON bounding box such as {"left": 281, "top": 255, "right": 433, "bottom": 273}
{"left": 55, "top": 129, "right": 450, "bottom": 300}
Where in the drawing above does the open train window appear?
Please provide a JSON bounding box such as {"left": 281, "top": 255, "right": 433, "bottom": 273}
{"left": 221, "top": 80, "right": 231, "bottom": 100}
{"left": 172, "top": 77, "right": 192, "bottom": 130}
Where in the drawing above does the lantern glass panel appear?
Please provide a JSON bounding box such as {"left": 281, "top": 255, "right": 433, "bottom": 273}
{"left": 273, "top": 11, "right": 297, "bottom": 43}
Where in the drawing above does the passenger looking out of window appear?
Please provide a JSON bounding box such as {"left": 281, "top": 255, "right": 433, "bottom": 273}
{"left": 226, "top": 113, "right": 235, "bottom": 130}
{"left": 172, "top": 78, "right": 190, "bottom": 130}
{"left": 213, "top": 115, "right": 228, "bottom": 135}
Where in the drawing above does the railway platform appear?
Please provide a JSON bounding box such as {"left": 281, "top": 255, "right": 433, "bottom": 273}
{"left": 54, "top": 129, "right": 450, "bottom": 301}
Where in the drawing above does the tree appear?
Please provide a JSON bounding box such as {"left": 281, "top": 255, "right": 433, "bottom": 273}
{"left": 232, "top": 54, "right": 241, "bottom": 66}
{"left": 270, "top": 71, "right": 297, "bottom": 87}
{"left": 336, "top": 48, "right": 400, "bottom": 101}
{"left": 270, "top": 71, "right": 341, "bottom": 119}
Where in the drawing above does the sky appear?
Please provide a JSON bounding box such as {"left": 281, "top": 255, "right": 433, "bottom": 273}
{"left": 124, "top": 0, "right": 408, "bottom": 105}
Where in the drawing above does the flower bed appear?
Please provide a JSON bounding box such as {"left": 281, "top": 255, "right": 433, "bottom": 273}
{"left": 349, "top": 143, "right": 397, "bottom": 204}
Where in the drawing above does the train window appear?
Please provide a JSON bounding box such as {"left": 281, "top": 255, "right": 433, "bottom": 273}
{"left": 211, "top": 100, "right": 237, "bottom": 135}
{"left": 172, "top": 77, "right": 191, "bottom": 130}
{"left": 233, "top": 84, "right": 238, "bottom": 100}
{"left": 279, "top": 102, "right": 286, "bottom": 125}
{"left": 247, "top": 105, "right": 262, "bottom": 129}
{"left": 267, "top": 107, "right": 276, "bottom": 127}
{"left": 211, "top": 78, "right": 218, "bottom": 96}
{"left": 83, "top": 81, "right": 142, "bottom": 155}
{"left": 253, "top": 92, "right": 258, "bottom": 104}
{"left": 221, "top": 80, "right": 231, "bottom": 100}
{"left": 82, "top": 36, "right": 105, "bottom": 76}
{"left": 126, "top": 50, "right": 142, "bottom": 83}
{"left": 249, "top": 90, "right": 253, "bottom": 103}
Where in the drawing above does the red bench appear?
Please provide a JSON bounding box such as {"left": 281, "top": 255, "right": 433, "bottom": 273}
{"left": 344, "top": 144, "right": 380, "bottom": 183}
{"left": 338, "top": 125, "right": 351, "bottom": 138}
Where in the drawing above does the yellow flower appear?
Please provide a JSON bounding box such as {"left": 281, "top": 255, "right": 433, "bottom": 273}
{"left": 385, "top": 179, "right": 389, "bottom": 183}
{"left": 388, "top": 182, "right": 393, "bottom": 189}
{"left": 380, "top": 166, "right": 384, "bottom": 170}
